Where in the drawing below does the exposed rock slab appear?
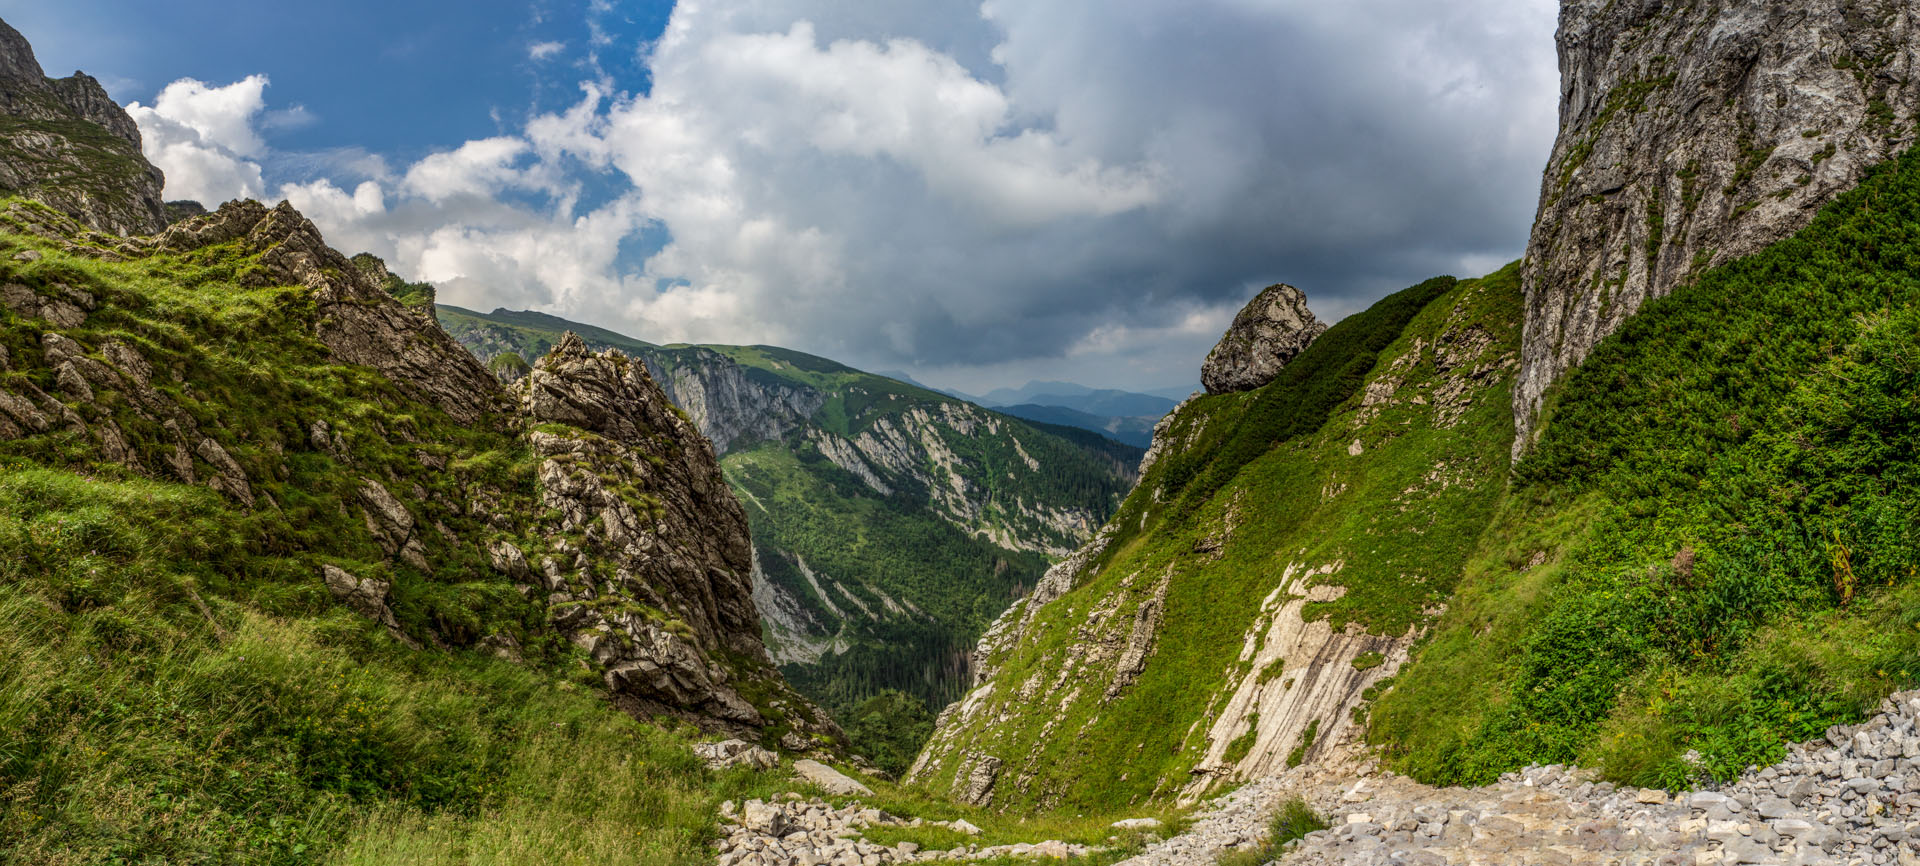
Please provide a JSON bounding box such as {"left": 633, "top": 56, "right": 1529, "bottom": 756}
{"left": 793, "top": 759, "right": 875, "bottom": 797}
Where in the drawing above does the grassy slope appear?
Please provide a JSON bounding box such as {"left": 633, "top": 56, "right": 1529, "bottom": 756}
{"left": 917, "top": 268, "right": 1523, "bottom": 809}
{"left": 1372, "top": 143, "right": 1920, "bottom": 788}
{"left": 0, "top": 207, "right": 793, "bottom": 864}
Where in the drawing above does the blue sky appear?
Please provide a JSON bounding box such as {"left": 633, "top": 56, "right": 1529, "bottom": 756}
{"left": 0, "top": 0, "right": 1559, "bottom": 395}
{"left": 7, "top": 0, "right": 667, "bottom": 157}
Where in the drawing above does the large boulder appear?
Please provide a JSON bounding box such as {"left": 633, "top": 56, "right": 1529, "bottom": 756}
{"left": 1200, "top": 283, "right": 1327, "bottom": 395}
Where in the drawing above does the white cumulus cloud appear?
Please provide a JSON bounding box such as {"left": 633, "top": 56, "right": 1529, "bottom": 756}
{"left": 126, "top": 75, "right": 272, "bottom": 204}
{"left": 128, "top": 0, "right": 1559, "bottom": 392}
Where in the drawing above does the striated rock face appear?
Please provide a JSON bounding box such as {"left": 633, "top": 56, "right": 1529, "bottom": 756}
{"left": 650, "top": 347, "right": 824, "bottom": 455}
{"left": 518, "top": 334, "right": 840, "bottom": 739}
{"left": 1200, "top": 283, "right": 1326, "bottom": 395}
{"left": 1514, "top": 0, "right": 1920, "bottom": 455}
{"left": 0, "top": 16, "right": 165, "bottom": 235}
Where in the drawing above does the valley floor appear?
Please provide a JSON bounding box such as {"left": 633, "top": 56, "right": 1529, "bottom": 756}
{"left": 725, "top": 687, "right": 1920, "bottom": 866}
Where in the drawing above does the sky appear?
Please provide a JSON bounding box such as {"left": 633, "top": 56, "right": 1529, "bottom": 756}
{"left": 2, "top": 0, "right": 1559, "bottom": 394}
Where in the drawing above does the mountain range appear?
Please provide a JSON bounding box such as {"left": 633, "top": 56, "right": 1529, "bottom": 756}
{"left": 434, "top": 303, "right": 1142, "bottom": 740}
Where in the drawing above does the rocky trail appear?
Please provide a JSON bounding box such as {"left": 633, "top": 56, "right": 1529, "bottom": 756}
{"left": 716, "top": 690, "right": 1920, "bottom": 865}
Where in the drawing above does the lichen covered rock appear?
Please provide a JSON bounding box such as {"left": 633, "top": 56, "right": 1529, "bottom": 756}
{"left": 1200, "top": 283, "right": 1327, "bottom": 395}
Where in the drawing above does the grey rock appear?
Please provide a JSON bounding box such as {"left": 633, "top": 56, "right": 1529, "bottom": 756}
{"left": 0, "top": 18, "right": 165, "bottom": 235}
{"left": 320, "top": 564, "right": 417, "bottom": 648}
{"left": 1200, "top": 283, "right": 1326, "bottom": 395}
{"left": 792, "top": 760, "right": 873, "bottom": 797}
{"left": 958, "top": 754, "right": 1002, "bottom": 807}
{"left": 696, "top": 739, "right": 780, "bottom": 771}
{"left": 742, "top": 800, "right": 787, "bottom": 836}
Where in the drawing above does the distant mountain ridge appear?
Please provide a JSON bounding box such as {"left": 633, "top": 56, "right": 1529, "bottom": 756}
{"left": 945, "top": 379, "right": 1189, "bottom": 449}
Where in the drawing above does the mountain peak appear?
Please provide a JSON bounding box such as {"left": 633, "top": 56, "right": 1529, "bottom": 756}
{"left": 0, "top": 15, "right": 165, "bottom": 235}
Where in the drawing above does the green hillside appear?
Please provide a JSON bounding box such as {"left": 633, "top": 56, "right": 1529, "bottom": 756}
{"left": 917, "top": 143, "right": 1920, "bottom": 808}
{"left": 910, "top": 265, "right": 1524, "bottom": 808}
{"left": 1371, "top": 138, "right": 1920, "bottom": 789}
{"left": 0, "top": 200, "right": 799, "bottom": 863}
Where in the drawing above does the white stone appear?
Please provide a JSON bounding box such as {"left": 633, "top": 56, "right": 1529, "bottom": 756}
{"left": 793, "top": 760, "right": 874, "bottom": 797}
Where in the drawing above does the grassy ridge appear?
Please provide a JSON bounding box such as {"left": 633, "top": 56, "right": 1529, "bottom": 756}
{"left": 914, "top": 268, "right": 1524, "bottom": 809}
{"left": 1373, "top": 143, "right": 1920, "bottom": 787}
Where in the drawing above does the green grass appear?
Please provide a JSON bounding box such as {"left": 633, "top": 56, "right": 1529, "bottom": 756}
{"left": 1215, "top": 798, "right": 1327, "bottom": 866}
{"left": 0, "top": 468, "right": 788, "bottom": 865}
{"left": 1373, "top": 139, "right": 1920, "bottom": 789}
{"left": 0, "top": 201, "right": 808, "bottom": 862}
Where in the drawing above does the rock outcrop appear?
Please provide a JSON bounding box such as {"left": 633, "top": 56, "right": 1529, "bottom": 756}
{"left": 1201, "top": 283, "right": 1326, "bottom": 395}
{"left": 155, "top": 201, "right": 504, "bottom": 425}
{"left": 518, "top": 333, "right": 840, "bottom": 740}
{"left": 0, "top": 16, "right": 165, "bottom": 235}
{"left": 1, "top": 201, "right": 831, "bottom": 745}
{"left": 1514, "top": 0, "right": 1920, "bottom": 455}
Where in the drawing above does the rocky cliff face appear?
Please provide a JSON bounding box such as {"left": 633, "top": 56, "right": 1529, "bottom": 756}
{"left": 649, "top": 347, "right": 824, "bottom": 456}
{"left": 517, "top": 334, "right": 837, "bottom": 736}
{"left": 1201, "top": 283, "right": 1327, "bottom": 395}
{"left": 0, "top": 17, "right": 165, "bottom": 236}
{"left": 1514, "top": 0, "right": 1920, "bottom": 454}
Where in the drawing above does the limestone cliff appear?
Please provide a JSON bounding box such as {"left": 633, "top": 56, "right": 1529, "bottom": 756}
{"left": 1514, "top": 0, "right": 1920, "bottom": 454}
{"left": 0, "top": 17, "right": 165, "bottom": 236}
{"left": 650, "top": 346, "right": 824, "bottom": 456}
